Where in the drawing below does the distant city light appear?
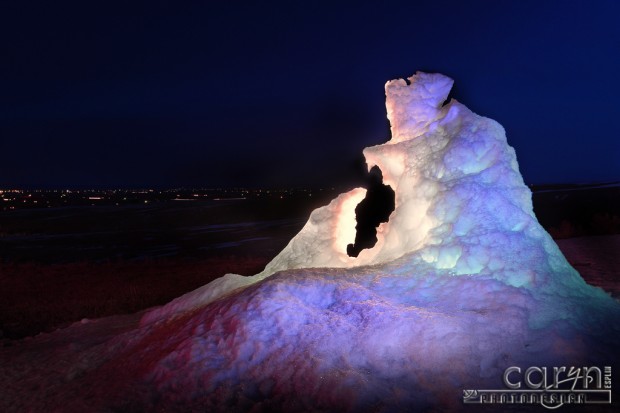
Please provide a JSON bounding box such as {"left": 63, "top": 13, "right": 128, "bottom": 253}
{"left": 0, "top": 187, "right": 346, "bottom": 211}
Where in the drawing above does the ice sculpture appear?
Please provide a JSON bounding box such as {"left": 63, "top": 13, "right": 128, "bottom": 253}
{"left": 147, "top": 71, "right": 589, "bottom": 324}
{"left": 3, "top": 72, "right": 619, "bottom": 413}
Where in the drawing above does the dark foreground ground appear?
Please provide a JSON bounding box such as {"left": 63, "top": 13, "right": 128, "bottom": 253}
{"left": 0, "top": 185, "right": 618, "bottom": 340}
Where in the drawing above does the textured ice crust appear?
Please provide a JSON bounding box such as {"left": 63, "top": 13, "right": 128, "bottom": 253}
{"left": 136, "top": 267, "right": 617, "bottom": 413}
{"left": 4, "top": 72, "right": 618, "bottom": 413}
{"left": 127, "top": 73, "right": 620, "bottom": 412}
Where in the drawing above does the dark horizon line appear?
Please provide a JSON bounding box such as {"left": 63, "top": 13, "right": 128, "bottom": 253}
{"left": 0, "top": 186, "right": 342, "bottom": 192}
{"left": 1, "top": 179, "right": 619, "bottom": 192}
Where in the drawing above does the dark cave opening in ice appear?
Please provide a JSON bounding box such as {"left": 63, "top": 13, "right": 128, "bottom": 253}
{"left": 347, "top": 166, "right": 395, "bottom": 257}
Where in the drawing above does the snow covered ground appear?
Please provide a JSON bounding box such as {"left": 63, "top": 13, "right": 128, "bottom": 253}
{"left": 1, "top": 72, "right": 618, "bottom": 412}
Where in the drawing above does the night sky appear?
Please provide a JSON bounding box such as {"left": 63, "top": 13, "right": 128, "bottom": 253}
{"left": 2, "top": 0, "right": 619, "bottom": 189}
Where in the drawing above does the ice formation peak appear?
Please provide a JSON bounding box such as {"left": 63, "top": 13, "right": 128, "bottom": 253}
{"left": 385, "top": 72, "right": 454, "bottom": 144}
{"left": 258, "top": 71, "right": 551, "bottom": 287}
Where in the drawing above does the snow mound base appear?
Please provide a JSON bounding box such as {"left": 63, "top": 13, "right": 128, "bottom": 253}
{"left": 6, "top": 264, "right": 617, "bottom": 412}
{"left": 134, "top": 265, "right": 617, "bottom": 413}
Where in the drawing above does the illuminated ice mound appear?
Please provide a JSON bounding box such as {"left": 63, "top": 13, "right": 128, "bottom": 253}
{"left": 260, "top": 71, "right": 545, "bottom": 278}
{"left": 145, "top": 71, "right": 605, "bottom": 322}
{"left": 3, "top": 73, "right": 619, "bottom": 412}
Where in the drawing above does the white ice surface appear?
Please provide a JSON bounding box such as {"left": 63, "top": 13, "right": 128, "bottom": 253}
{"left": 1, "top": 72, "right": 619, "bottom": 413}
